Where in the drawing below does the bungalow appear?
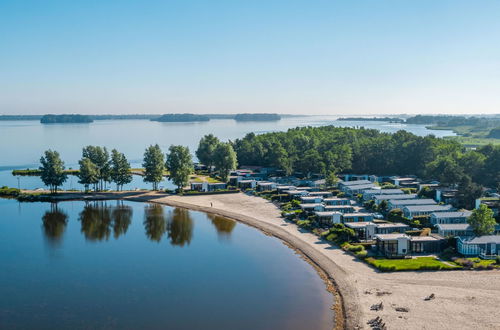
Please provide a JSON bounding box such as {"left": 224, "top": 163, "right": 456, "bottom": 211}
{"left": 284, "top": 189, "right": 309, "bottom": 198}
{"left": 346, "top": 222, "right": 409, "bottom": 241}
{"left": 314, "top": 211, "right": 342, "bottom": 225}
{"left": 373, "top": 194, "right": 417, "bottom": 205}
{"left": 435, "top": 188, "right": 458, "bottom": 204}
{"left": 388, "top": 199, "right": 437, "bottom": 210}
{"left": 342, "top": 212, "right": 374, "bottom": 223}
{"left": 277, "top": 185, "right": 296, "bottom": 193}
{"left": 300, "top": 196, "right": 323, "bottom": 204}
{"left": 299, "top": 203, "right": 324, "bottom": 213}
{"left": 375, "top": 233, "right": 445, "bottom": 258}
{"left": 344, "top": 184, "right": 378, "bottom": 196}
{"left": 457, "top": 235, "right": 500, "bottom": 259}
{"left": 389, "top": 176, "right": 417, "bottom": 187}
{"left": 338, "top": 179, "right": 372, "bottom": 190}
{"left": 475, "top": 198, "right": 500, "bottom": 217}
{"left": 403, "top": 204, "right": 453, "bottom": 219}
{"left": 256, "top": 181, "right": 277, "bottom": 192}
{"left": 340, "top": 174, "right": 370, "bottom": 182}
{"left": 308, "top": 191, "right": 333, "bottom": 198}
{"left": 363, "top": 189, "right": 404, "bottom": 201}
{"left": 237, "top": 179, "right": 257, "bottom": 189}
{"left": 324, "top": 205, "right": 355, "bottom": 214}
{"left": 436, "top": 224, "right": 474, "bottom": 237}
{"left": 323, "top": 197, "right": 351, "bottom": 206}
{"left": 429, "top": 211, "right": 472, "bottom": 225}
{"left": 190, "top": 182, "right": 227, "bottom": 192}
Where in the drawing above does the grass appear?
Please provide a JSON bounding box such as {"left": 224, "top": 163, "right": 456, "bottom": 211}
{"left": 189, "top": 175, "right": 222, "bottom": 183}
{"left": 365, "top": 256, "right": 460, "bottom": 272}
{"left": 444, "top": 136, "right": 500, "bottom": 148}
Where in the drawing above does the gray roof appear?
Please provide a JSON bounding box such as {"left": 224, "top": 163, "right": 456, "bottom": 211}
{"left": 339, "top": 179, "right": 372, "bottom": 186}
{"left": 390, "top": 199, "right": 436, "bottom": 206}
{"left": 404, "top": 205, "right": 453, "bottom": 212}
{"left": 364, "top": 189, "right": 403, "bottom": 195}
{"left": 431, "top": 211, "right": 472, "bottom": 218}
{"left": 315, "top": 211, "right": 342, "bottom": 217}
{"left": 436, "top": 223, "right": 472, "bottom": 230}
{"left": 342, "top": 212, "right": 373, "bottom": 217}
{"left": 461, "top": 235, "right": 500, "bottom": 244}
{"left": 346, "top": 184, "right": 377, "bottom": 191}
{"left": 374, "top": 194, "right": 417, "bottom": 201}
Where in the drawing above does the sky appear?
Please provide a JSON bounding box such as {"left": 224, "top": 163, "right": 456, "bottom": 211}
{"left": 1, "top": 0, "right": 499, "bottom": 116}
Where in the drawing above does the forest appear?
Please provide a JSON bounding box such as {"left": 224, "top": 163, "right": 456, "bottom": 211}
{"left": 40, "top": 114, "right": 94, "bottom": 124}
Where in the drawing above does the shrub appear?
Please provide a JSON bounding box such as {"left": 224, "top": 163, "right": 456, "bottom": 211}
{"left": 0, "top": 186, "right": 21, "bottom": 197}
{"left": 271, "top": 194, "right": 287, "bottom": 201}
{"left": 347, "top": 244, "right": 364, "bottom": 253}
{"left": 452, "top": 258, "right": 474, "bottom": 269}
{"left": 336, "top": 192, "right": 346, "bottom": 198}
{"left": 355, "top": 250, "right": 368, "bottom": 259}
{"left": 296, "top": 220, "right": 312, "bottom": 229}
{"left": 496, "top": 256, "right": 500, "bottom": 265}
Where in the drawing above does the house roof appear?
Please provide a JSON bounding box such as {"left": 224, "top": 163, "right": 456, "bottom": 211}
{"left": 315, "top": 211, "right": 342, "bottom": 217}
{"left": 375, "top": 222, "right": 409, "bottom": 229}
{"left": 431, "top": 211, "right": 472, "bottom": 218}
{"left": 257, "top": 181, "right": 275, "bottom": 186}
{"left": 364, "top": 189, "right": 403, "bottom": 195}
{"left": 342, "top": 212, "right": 373, "bottom": 217}
{"left": 346, "top": 184, "right": 377, "bottom": 191}
{"left": 344, "top": 221, "right": 373, "bottom": 228}
{"left": 410, "top": 236, "right": 441, "bottom": 242}
{"left": 374, "top": 194, "right": 417, "bottom": 201}
{"left": 436, "top": 223, "right": 472, "bottom": 230}
{"left": 300, "top": 196, "right": 322, "bottom": 201}
{"left": 300, "top": 203, "right": 323, "bottom": 208}
{"left": 324, "top": 205, "right": 353, "bottom": 209}
{"left": 323, "top": 197, "right": 350, "bottom": 202}
{"left": 339, "top": 179, "right": 372, "bottom": 186}
{"left": 389, "top": 199, "right": 437, "bottom": 206}
{"left": 403, "top": 205, "right": 453, "bottom": 212}
{"left": 460, "top": 235, "right": 500, "bottom": 244}
{"left": 375, "top": 233, "right": 409, "bottom": 240}
{"left": 309, "top": 191, "right": 332, "bottom": 196}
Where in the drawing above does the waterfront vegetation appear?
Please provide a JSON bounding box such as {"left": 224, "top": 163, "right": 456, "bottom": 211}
{"left": 40, "top": 114, "right": 94, "bottom": 124}
{"left": 152, "top": 113, "right": 210, "bottom": 122}
{"left": 365, "top": 257, "right": 459, "bottom": 272}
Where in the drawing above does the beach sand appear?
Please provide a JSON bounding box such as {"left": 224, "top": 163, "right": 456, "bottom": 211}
{"left": 125, "top": 192, "right": 500, "bottom": 330}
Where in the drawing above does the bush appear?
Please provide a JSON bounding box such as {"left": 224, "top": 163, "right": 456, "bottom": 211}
{"left": 296, "top": 220, "right": 312, "bottom": 229}
{"left": 271, "top": 194, "right": 287, "bottom": 201}
{"left": 355, "top": 250, "right": 368, "bottom": 259}
{"left": 496, "top": 256, "right": 500, "bottom": 265}
{"left": 346, "top": 244, "right": 364, "bottom": 253}
{"left": 452, "top": 258, "right": 474, "bottom": 269}
{"left": 0, "top": 186, "right": 21, "bottom": 197}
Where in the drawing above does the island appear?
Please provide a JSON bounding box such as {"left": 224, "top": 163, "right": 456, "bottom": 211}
{"left": 338, "top": 117, "right": 404, "bottom": 123}
{"left": 234, "top": 113, "right": 281, "bottom": 121}
{"left": 151, "top": 113, "right": 211, "bottom": 122}
{"left": 40, "top": 114, "right": 94, "bottom": 124}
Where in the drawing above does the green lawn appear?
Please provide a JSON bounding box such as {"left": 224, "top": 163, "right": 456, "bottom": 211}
{"left": 365, "top": 257, "right": 460, "bottom": 272}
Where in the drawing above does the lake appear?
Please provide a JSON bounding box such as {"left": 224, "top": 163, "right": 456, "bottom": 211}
{"left": 0, "top": 116, "right": 454, "bottom": 190}
{"left": 0, "top": 198, "right": 333, "bottom": 329}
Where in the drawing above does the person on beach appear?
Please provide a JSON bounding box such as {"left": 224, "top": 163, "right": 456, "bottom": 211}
{"left": 210, "top": 202, "right": 213, "bottom": 207}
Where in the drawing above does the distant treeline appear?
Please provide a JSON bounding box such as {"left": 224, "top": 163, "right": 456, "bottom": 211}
{"left": 405, "top": 115, "right": 500, "bottom": 128}
{"left": 338, "top": 117, "right": 404, "bottom": 123}
{"left": 234, "top": 113, "right": 281, "bottom": 121}
{"left": 152, "top": 114, "right": 211, "bottom": 122}
{"left": 41, "top": 114, "right": 94, "bottom": 124}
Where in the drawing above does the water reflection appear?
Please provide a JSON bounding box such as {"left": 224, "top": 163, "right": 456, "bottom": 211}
{"left": 167, "top": 208, "right": 193, "bottom": 247}
{"left": 143, "top": 203, "right": 167, "bottom": 242}
{"left": 207, "top": 214, "right": 236, "bottom": 239}
{"left": 79, "top": 201, "right": 133, "bottom": 241}
{"left": 41, "top": 204, "right": 68, "bottom": 246}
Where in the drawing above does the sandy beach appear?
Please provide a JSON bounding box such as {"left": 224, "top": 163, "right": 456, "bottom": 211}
{"left": 122, "top": 192, "right": 500, "bottom": 330}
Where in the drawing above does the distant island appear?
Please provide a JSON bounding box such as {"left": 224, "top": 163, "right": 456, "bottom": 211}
{"left": 338, "top": 117, "right": 404, "bottom": 123}
{"left": 40, "top": 114, "right": 94, "bottom": 124}
{"left": 151, "top": 113, "right": 211, "bottom": 122}
{"left": 234, "top": 113, "right": 281, "bottom": 121}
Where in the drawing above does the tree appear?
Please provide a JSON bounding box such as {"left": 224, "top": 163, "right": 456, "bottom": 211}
{"left": 110, "top": 149, "right": 132, "bottom": 191}
{"left": 468, "top": 204, "right": 496, "bottom": 236}
{"left": 326, "top": 170, "right": 338, "bottom": 187}
{"left": 143, "top": 144, "right": 165, "bottom": 190}
{"left": 455, "top": 175, "right": 483, "bottom": 210}
{"left": 213, "top": 143, "right": 237, "bottom": 182}
{"left": 82, "top": 146, "right": 111, "bottom": 191}
{"left": 195, "top": 134, "right": 220, "bottom": 170}
{"left": 78, "top": 157, "right": 99, "bottom": 192}
{"left": 39, "top": 150, "right": 67, "bottom": 193}
{"left": 166, "top": 145, "right": 193, "bottom": 191}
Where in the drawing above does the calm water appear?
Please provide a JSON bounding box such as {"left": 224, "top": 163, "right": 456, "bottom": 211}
{"left": 0, "top": 116, "right": 454, "bottom": 190}
{"left": 0, "top": 198, "right": 333, "bottom": 329}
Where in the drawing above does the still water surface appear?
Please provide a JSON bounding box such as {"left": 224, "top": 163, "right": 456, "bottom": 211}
{"left": 0, "top": 116, "right": 454, "bottom": 190}
{"left": 0, "top": 199, "right": 333, "bottom": 329}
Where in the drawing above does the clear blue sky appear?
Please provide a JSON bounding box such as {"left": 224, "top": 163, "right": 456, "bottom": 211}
{"left": 1, "top": 0, "right": 499, "bottom": 115}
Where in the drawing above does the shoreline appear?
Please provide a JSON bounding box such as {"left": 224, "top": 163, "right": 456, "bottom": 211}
{"left": 126, "top": 194, "right": 354, "bottom": 330}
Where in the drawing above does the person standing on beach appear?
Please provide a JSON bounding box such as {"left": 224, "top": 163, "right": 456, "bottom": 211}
{"left": 210, "top": 202, "right": 213, "bottom": 207}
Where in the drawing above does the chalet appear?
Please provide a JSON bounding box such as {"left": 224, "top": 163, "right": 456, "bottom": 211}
{"left": 375, "top": 233, "right": 445, "bottom": 258}
{"left": 345, "top": 222, "right": 409, "bottom": 241}
{"left": 373, "top": 194, "right": 417, "bottom": 205}
{"left": 277, "top": 185, "right": 296, "bottom": 193}
{"left": 283, "top": 189, "right": 309, "bottom": 198}
{"left": 256, "top": 181, "right": 277, "bottom": 192}
{"left": 338, "top": 179, "right": 372, "bottom": 190}
{"left": 299, "top": 203, "right": 324, "bottom": 213}
{"left": 403, "top": 204, "right": 453, "bottom": 219}
{"left": 314, "top": 211, "right": 342, "bottom": 225}
{"left": 344, "top": 184, "right": 378, "bottom": 196}
{"left": 429, "top": 211, "right": 472, "bottom": 225}
{"left": 190, "top": 182, "right": 227, "bottom": 192}
{"left": 436, "top": 224, "right": 474, "bottom": 237}
{"left": 324, "top": 205, "right": 355, "bottom": 214}
{"left": 339, "top": 174, "right": 370, "bottom": 182}
{"left": 363, "top": 189, "right": 404, "bottom": 201}
{"left": 342, "top": 212, "right": 374, "bottom": 223}
{"left": 237, "top": 179, "right": 257, "bottom": 189}
{"left": 300, "top": 196, "right": 323, "bottom": 204}
{"left": 389, "top": 176, "right": 418, "bottom": 187}
{"left": 308, "top": 191, "right": 333, "bottom": 198}
{"left": 457, "top": 235, "right": 500, "bottom": 259}
{"left": 435, "top": 188, "right": 458, "bottom": 204}
{"left": 475, "top": 198, "right": 500, "bottom": 217}
{"left": 323, "top": 197, "right": 351, "bottom": 206}
{"left": 388, "top": 199, "right": 437, "bottom": 210}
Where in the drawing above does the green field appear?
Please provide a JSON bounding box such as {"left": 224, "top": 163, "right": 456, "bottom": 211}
{"left": 365, "top": 256, "right": 460, "bottom": 271}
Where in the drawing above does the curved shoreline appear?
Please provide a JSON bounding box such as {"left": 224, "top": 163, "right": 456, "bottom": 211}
{"left": 125, "top": 194, "right": 361, "bottom": 330}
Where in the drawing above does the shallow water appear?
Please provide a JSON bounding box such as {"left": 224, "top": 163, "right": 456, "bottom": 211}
{"left": 0, "top": 199, "right": 333, "bottom": 330}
